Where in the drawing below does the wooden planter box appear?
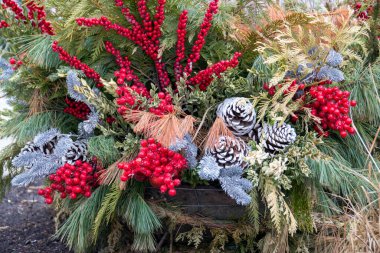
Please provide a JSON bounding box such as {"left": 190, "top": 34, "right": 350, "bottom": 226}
{"left": 145, "top": 184, "right": 246, "bottom": 220}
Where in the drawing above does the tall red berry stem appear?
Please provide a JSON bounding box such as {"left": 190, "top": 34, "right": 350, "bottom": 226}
{"left": 184, "top": 0, "right": 219, "bottom": 76}
{"left": 1, "top": 0, "right": 54, "bottom": 35}
{"left": 174, "top": 10, "right": 188, "bottom": 81}
{"left": 104, "top": 41, "right": 145, "bottom": 88}
{"left": 52, "top": 41, "right": 103, "bottom": 87}
{"left": 188, "top": 52, "right": 241, "bottom": 91}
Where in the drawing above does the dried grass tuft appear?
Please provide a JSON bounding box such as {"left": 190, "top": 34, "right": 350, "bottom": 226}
{"left": 204, "top": 117, "right": 235, "bottom": 148}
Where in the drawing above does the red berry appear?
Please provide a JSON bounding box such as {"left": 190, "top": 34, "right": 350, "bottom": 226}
{"left": 168, "top": 189, "right": 176, "bottom": 196}
{"left": 45, "top": 198, "right": 53, "bottom": 204}
{"left": 350, "top": 100, "right": 357, "bottom": 107}
{"left": 38, "top": 189, "right": 45, "bottom": 196}
{"left": 160, "top": 185, "right": 168, "bottom": 193}
{"left": 340, "top": 131, "right": 348, "bottom": 138}
{"left": 9, "top": 58, "right": 16, "bottom": 64}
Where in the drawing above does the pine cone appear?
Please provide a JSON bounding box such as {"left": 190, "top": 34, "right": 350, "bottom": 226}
{"left": 41, "top": 136, "right": 59, "bottom": 155}
{"left": 249, "top": 122, "right": 296, "bottom": 154}
{"left": 217, "top": 97, "right": 256, "bottom": 136}
{"left": 247, "top": 122, "right": 263, "bottom": 143}
{"left": 205, "top": 136, "right": 249, "bottom": 169}
{"left": 20, "top": 141, "right": 41, "bottom": 154}
{"left": 61, "top": 139, "right": 88, "bottom": 164}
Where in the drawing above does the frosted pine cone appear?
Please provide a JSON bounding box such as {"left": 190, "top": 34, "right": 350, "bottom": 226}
{"left": 247, "top": 122, "right": 263, "bottom": 143}
{"left": 249, "top": 122, "right": 296, "bottom": 154}
{"left": 20, "top": 141, "right": 41, "bottom": 154}
{"left": 61, "top": 139, "right": 88, "bottom": 164}
{"left": 217, "top": 97, "right": 256, "bottom": 136}
{"left": 205, "top": 136, "right": 249, "bottom": 168}
{"left": 41, "top": 136, "right": 60, "bottom": 155}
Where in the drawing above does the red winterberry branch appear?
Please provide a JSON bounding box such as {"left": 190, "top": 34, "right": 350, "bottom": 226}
{"left": 0, "top": 20, "right": 9, "bottom": 28}
{"left": 137, "top": 0, "right": 153, "bottom": 33}
{"left": 2, "top": 0, "right": 26, "bottom": 20}
{"left": 1, "top": 0, "right": 54, "bottom": 35}
{"left": 184, "top": 0, "right": 219, "bottom": 76}
{"left": 152, "top": 0, "right": 166, "bottom": 46}
{"left": 174, "top": 10, "right": 188, "bottom": 81}
{"left": 104, "top": 41, "right": 145, "bottom": 88}
{"left": 52, "top": 41, "right": 102, "bottom": 87}
{"left": 64, "top": 97, "right": 91, "bottom": 120}
{"left": 188, "top": 52, "right": 241, "bottom": 91}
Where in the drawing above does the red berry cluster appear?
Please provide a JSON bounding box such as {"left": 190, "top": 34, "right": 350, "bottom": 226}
{"left": 116, "top": 86, "right": 173, "bottom": 116}
{"left": 263, "top": 80, "right": 306, "bottom": 96}
{"left": 37, "top": 160, "right": 101, "bottom": 204}
{"left": 64, "top": 97, "right": 91, "bottom": 120}
{"left": 9, "top": 57, "right": 23, "bottom": 69}
{"left": 106, "top": 116, "right": 116, "bottom": 124}
{"left": 174, "top": 10, "right": 188, "bottom": 81}
{"left": 117, "top": 138, "right": 187, "bottom": 196}
{"left": 52, "top": 41, "right": 103, "bottom": 88}
{"left": 184, "top": 0, "right": 219, "bottom": 75}
{"left": 188, "top": 52, "right": 242, "bottom": 91}
{"left": 25, "top": 1, "right": 54, "bottom": 35}
{"left": 54, "top": 0, "right": 242, "bottom": 115}
{"left": 1, "top": 0, "right": 54, "bottom": 35}
{"left": 306, "top": 84, "right": 357, "bottom": 138}
{"left": 354, "top": 2, "right": 373, "bottom": 20}
{"left": 76, "top": 0, "right": 170, "bottom": 89}
{"left": 0, "top": 20, "right": 9, "bottom": 28}
{"left": 148, "top": 92, "right": 174, "bottom": 115}
{"left": 104, "top": 41, "right": 145, "bottom": 88}
{"left": 1, "top": 0, "right": 26, "bottom": 20}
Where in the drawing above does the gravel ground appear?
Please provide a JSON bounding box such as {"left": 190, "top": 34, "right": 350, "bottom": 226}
{"left": 0, "top": 184, "right": 72, "bottom": 253}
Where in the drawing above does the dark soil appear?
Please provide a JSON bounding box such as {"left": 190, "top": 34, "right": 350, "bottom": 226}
{"left": 0, "top": 184, "right": 72, "bottom": 253}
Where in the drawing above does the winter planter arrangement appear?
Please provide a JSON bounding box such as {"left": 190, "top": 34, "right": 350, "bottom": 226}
{"left": 1, "top": 0, "right": 379, "bottom": 252}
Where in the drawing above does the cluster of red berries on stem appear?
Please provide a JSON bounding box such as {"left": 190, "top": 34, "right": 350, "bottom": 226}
{"left": 354, "top": 2, "right": 373, "bottom": 20}
{"left": 55, "top": 0, "right": 242, "bottom": 115}
{"left": 104, "top": 41, "right": 145, "bottom": 89}
{"left": 52, "top": 41, "right": 103, "bottom": 88}
{"left": 0, "top": 20, "right": 9, "bottom": 28}
{"left": 2, "top": 0, "right": 26, "bottom": 20}
{"left": 76, "top": 0, "right": 170, "bottom": 89}
{"left": 305, "top": 82, "right": 357, "bottom": 138}
{"left": 189, "top": 52, "right": 242, "bottom": 91}
{"left": 9, "top": 57, "right": 23, "bottom": 69}
{"left": 263, "top": 80, "right": 306, "bottom": 96}
{"left": 38, "top": 160, "right": 101, "bottom": 204}
{"left": 118, "top": 138, "right": 187, "bottom": 196}
{"left": 1, "top": 0, "right": 54, "bottom": 35}
{"left": 64, "top": 97, "right": 91, "bottom": 120}
{"left": 184, "top": 0, "right": 219, "bottom": 75}
{"left": 25, "top": 1, "right": 54, "bottom": 35}
{"left": 174, "top": 11, "right": 188, "bottom": 81}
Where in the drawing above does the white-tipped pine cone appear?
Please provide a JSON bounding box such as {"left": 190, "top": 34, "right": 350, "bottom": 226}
{"left": 217, "top": 97, "right": 256, "bottom": 136}
{"left": 205, "top": 136, "right": 249, "bottom": 169}
{"left": 62, "top": 139, "right": 88, "bottom": 164}
{"left": 41, "top": 136, "right": 60, "bottom": 155}
{"left": 20, "top": 142, "right": 41, "bottom": 154}
{"left": 249, "top": 122, "right": 296, "bottom": 154}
